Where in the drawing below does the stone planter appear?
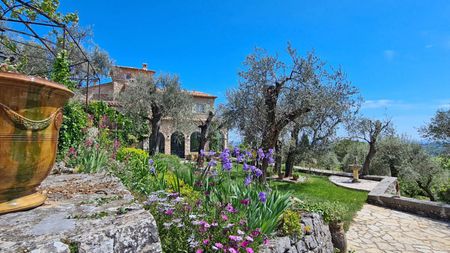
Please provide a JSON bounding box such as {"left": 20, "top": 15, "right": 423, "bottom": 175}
{"left": 0, "top": 72, "right": 73, "bottom": 214}
{"left": 329, "top": 222, "right": 347, "bottom": 253}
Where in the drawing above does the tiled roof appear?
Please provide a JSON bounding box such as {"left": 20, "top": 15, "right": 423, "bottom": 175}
{"left": 114, "top": 65, "right": 156, "bottom": 74}
{"left": 190, "top": 91, "right": 217, "bottom": 99}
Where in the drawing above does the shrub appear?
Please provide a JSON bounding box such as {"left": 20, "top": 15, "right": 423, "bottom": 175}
{"left": 296, "top": 201, "right": 348, "bottom": 224}
{"left": 280, "top": 209, "right": 302, "bottom": 240}
{"left": 117, "top": 147, "right": 149, "bottom": 164}
{"left": 58, "top": 101, "right": 87, "bottom": 158}
{"left": 87, "top": 101, "right": 148, "bottom": 146}
{"left": 65, "top": 140, "right": 108, "bottom": 173}
{"left": 153, "top": 153, "right": 182, "bottom": 171}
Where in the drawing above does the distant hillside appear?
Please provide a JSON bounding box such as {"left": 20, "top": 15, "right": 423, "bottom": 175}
{"left": 421, "top": 142, "right": 447, "bottom": 156}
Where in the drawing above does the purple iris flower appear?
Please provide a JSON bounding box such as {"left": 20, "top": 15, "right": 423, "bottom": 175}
{"left": 223, "top": 161, "right": 232, "bottom": 171}
{"left": 244, "top": 175, "right": 252, "bottom": 186}
{"left": 237, "top": 154, "right": 244, "bottom": 163}
{"left": 257, "top": 148, "right": 265, "bottom": 161}
{"left": 200, "top": 149, "right": 205, "bottom": 157}
{"left": 253, "top": 168, "right": 263, "bottom": 178}
{"left": 258, "top": 192, "right": 267, "bottom": 203}
{"left": 243, "top": 163, "right": 250, "bottom": 171}
{"left": 233, "top": 147, "right": 240, "bottom": 156}
{"left": 208, "top": 159, "right": 217, "bottom": 167}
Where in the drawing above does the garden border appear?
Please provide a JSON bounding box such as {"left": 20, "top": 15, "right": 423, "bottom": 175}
{"left": 294, "top": 166, "right": 450, "bottom": 221}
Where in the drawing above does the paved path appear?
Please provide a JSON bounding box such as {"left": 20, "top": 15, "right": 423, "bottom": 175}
{"left": 329, "top": 175, "right": 379, "bottom": 192}
{"left": 347, "top": 204, "right": 450, "bottom": 253}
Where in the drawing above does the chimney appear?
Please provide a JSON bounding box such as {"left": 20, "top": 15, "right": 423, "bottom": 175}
{"left": 142, "top": 63, "right": 148, "bottom": 70}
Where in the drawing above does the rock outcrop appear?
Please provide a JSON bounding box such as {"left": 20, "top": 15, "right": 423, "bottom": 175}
{"left": 0, "top": 173, "right": 162, "bottom": 253}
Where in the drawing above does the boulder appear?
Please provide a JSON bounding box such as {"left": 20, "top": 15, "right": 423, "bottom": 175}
{"left": 0, "top": 173, "right": 162, "bottom": 253}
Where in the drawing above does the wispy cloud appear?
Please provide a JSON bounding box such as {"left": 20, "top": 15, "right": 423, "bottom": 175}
{"left": 383, "top": 50, "right": 396, "bottom": 61}
{"left": 425, "top": 44, "right": 433, "bottom": 49}
{"left": 437, "top": 99, "right": 450, "bottom": 109}
{"left": 362, "top": 99, "right": 394, "bottom": 109}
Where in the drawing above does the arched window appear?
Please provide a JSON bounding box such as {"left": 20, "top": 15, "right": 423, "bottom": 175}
{"left": 190, "top": 132, "right": 201, "bottom": 152}
{"left": 171, "top": 131, "right": 185, "bottom": 158}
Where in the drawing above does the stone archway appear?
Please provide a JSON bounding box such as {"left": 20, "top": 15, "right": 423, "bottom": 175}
{"left": 190, "top": 132, "right": 201, "bottom": 152}
{"left": 170, "top": 131, "right": 185, "bottom": 158}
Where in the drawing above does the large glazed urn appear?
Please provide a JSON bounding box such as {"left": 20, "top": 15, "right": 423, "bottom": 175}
{"left": 0, "top": 72, "right": 73, "bottom": 214}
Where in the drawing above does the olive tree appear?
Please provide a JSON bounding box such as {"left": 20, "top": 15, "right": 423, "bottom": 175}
{"left": 420, "top": 109, "right": 450, "bottom": 154}
{"left": 283, "top": 80, "right": 359, "bottom": 177}
{"left": 224, "top": 44, "right": 355, "bottom": 181}
{"left": 400, "top": 143, "right": 447, "bottom": 201}
{"left": 347, "top": 118, "right": 392, "bottom": 175}
{"left": 118, "top": 74, "right": 193, "bottom": 155}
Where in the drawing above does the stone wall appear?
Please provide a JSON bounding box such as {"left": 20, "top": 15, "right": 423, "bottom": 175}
{"left": 0, "top": 173, "right": 162, "bottom": 253}
{"left": 260, "top": 213, "right": 334, "bottom": 253}
{"left": 368, "top": 177, "right": 450, "bottom": 221}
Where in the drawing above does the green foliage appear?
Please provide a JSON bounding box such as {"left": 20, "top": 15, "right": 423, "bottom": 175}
{"left": 10, "top": 0, "right": 78, "bottom": 24}
{"left": 153, "top": 153, "right": 182, "bottom": 171}
{"left": 117, "top": 147, "right": 149, "bottom": 164}
{"left": 58, "top": 101, "right": 87, "bottom": 157}
{"left": 87, "top": 101, "right": 147, "bottom": 146}
{"left": 51, "top": 49, "right": 77, "bottom": 90}
{"left": 280, "top": 209, "right": 303, "bottom": 239}
{"left": 65, "top": 141, "right": 108, "bottom": 173}
{"left": 296, "top": 201, "right": 348, "bottom": 224}
{"left": 271, "top": 173, "right": 367, "bottom": 230}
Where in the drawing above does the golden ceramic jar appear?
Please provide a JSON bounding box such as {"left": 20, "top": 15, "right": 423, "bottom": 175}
{"left": 0, "top": 72, "right": 73, "bottom": 214}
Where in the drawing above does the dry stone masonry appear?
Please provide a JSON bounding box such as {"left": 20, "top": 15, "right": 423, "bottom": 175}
{"left": 0, "top": 173, "right": 162, "bottom": 253}
{"left": 260, "top": 213, "right": 334, "bottom": 253}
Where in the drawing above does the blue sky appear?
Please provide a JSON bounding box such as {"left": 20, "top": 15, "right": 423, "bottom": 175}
{"left": 61, "top": 0, "right": 450, "bottom": 140}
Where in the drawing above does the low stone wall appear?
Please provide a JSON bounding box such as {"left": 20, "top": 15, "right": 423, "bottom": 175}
{"left": 295, "top": 166, "right": 450, "bottom": 221}
{"left": 260, "top": 213, "right": 334, "bottom": 253}
{"left": 0, "top": 173, "right": 162, "bottom": 253}
{"left": 368, "top": 177, "right": 450, "bottom": 221}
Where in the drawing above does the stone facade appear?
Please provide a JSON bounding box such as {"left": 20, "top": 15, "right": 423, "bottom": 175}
{"left": 260, "top": 213, "right": 334, "bottom": 253}
{"left": 0, "top": 173, "right": 162, "bottom": 253}
{"left": 84, "top": 64, "right": 228, "bottom": 158}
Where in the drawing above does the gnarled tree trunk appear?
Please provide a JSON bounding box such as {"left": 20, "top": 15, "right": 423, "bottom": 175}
{"left": 149, "top": 105, "right": 162, "bottom": 156}
{"left": 197, "top": 111, "right": 214, "bottom": 167}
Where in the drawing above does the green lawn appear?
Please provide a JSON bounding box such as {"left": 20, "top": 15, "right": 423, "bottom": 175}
{"left": 270, "top": 173, "right": 368, "bottom": 229}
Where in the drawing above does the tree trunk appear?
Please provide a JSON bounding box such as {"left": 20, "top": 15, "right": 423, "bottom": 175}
{"left": 285, "top": 124, "right": 301, "bottom": 177}
{"left": 149, "top": 105, "right": 162, "bottom": 156}
{"left": 284, "top": 152, "right": 295, "bottom": 177}
{"left": 197, "top": 111, "right": 214, "bottom": 167}
{"left": 260, "top": 86, "right": 279, "bottom": 182}
{"left": 417, "top": 179, "right": 436, "bottom": 201}
{"left": 275, "top": 140, "right": 282, "bottom": 177}
{"left": 362, "top": 141, "right": 376, "bottom": 176}
{"left": 389, "top": 160, "right": 399, "bottom": 177}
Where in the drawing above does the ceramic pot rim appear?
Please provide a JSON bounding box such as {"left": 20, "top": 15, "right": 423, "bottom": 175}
{"left": 0, "top": 71, "right": 74, "bottom": 99}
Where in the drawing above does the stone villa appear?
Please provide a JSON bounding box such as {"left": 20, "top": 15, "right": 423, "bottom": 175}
{"left": 84, "top": 64, "right": 228, "bottom": 158}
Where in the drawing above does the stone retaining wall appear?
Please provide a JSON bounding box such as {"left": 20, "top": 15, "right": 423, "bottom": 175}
{"left": 368, "top": 177, "right": 450, "bottom": 221}
{"left": 260, "top": 213, "right": 334, "bottom": 253}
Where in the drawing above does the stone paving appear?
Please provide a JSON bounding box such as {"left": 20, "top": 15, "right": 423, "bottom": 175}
{"left": 329, "top": 175, "right": 379, "bottom": 192}
{"left": 347, "top": 204, "right": 450, "bottom": 253}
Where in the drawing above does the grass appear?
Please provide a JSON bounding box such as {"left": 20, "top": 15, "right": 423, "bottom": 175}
{"left": 270, "top": 173, "right": 368, "bottom": 229}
